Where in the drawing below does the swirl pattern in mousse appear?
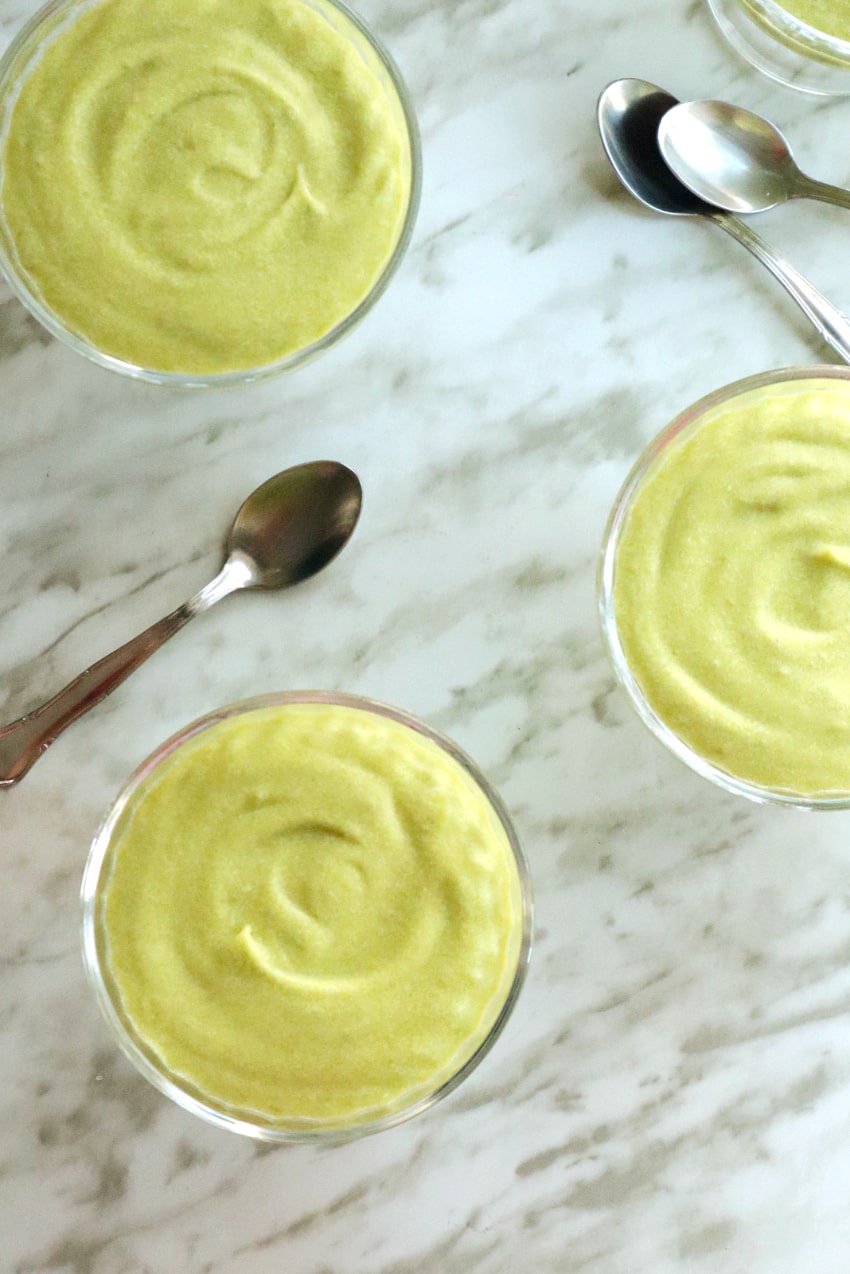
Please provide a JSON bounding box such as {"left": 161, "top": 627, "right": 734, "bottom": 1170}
{"left": 612, "top": 377, "right": 850, "bottom": 796}
{"left": 97, "top": 702, "right": 525, "bottom": 1124}
{"left": 0, "top": 0, "right": 410, "bottom": 373}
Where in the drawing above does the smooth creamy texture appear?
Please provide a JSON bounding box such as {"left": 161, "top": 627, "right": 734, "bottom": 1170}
{"left": 1, "top": 0, "right": 408, "bottom": 373}
{"left": 773, "top": 0, "right": 850, "bottom": 40}
{"left": 100, "top": 703, "right": 523, "bottom": 1124}
{"left": 613, "top": 380, "right": 850, "bottom": 796}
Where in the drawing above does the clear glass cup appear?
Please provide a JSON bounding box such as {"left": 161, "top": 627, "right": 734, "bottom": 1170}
{"left": 0, "top": 0, "right": 421, "bottom": 386}
{"left": 81, "top": 691, "right": 533, "bottom": 1142}
{"left": 707, "top": 0, "right": 850, "bottom": 95}
{"left": 599, "top": 365, "right": 850, "bottom": 810}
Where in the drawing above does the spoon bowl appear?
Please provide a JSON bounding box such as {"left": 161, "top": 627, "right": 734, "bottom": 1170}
{"left": 657, "top": 99, "right": 850, "bottom": 214}
{"left": 0, "top": 460, "right": 362, "bottom": 785}
{"left": 597, "top": 77, "right": 850, "bottom": 364}
{"left": 598, "top": 77, "right": 707, "bottom": 216}
{"left": 229, "top": 462, "right": 363, "bottom": 590}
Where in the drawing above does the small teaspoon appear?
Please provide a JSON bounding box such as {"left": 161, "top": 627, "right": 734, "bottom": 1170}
{"left": 0, "top": 460, "right": 362, "bottom": 786}
{"left": 658, "top": 99, "right": 850, "bottom": 216}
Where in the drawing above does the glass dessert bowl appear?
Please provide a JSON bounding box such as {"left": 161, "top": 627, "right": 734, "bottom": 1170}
{"left": 0, "top": 0, "right": 421, "bottom": 385}
{"left": 599, "top": 366, "right": 850, "bottom": 809}
{"left": 706, "top": 0, "right": 850, "bottom": 95}
{"left": 81, "top": 691, "right": 533, "bottom": 1142}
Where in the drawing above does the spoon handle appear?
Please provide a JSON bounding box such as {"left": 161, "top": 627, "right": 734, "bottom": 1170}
{"left": 0, "top": 557, "right": 249, "bottom": 787}
{"left": 712, "top": 212, "right": 850, "bottom": 365}
{"left": 0, "top": 604, "right": 197, "bottom": 787}
{"left": 797, "top": 176, "right": 850, "bottom": 212}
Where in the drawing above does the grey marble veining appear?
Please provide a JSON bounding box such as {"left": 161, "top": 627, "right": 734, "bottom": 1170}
{"left": 5, "top": 0, "right": 850, "bottom": 1269}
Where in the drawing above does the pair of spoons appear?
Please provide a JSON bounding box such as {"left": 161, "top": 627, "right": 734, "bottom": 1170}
{"left": 0, "top": 461, "right": 362, "bottom": 786}
{"left": 597, "top": 79, "right": 850, "bottom": 363}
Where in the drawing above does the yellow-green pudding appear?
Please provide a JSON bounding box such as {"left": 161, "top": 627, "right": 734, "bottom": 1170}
{"left": 0, "top": 0, "right": 416, "bottom": 378}
{"left": 83, "top": 695, "right": 530, "bottom": 1137}
{"left": 605, "top": 370, "right": 850, "bottom": 802}
{"left": 775, "top": 0, "right": 850, "bottom": 40}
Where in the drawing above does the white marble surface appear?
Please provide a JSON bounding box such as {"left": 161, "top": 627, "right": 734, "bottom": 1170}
{"left": 5, "top": 0, "right": 850, "bottom": 1269}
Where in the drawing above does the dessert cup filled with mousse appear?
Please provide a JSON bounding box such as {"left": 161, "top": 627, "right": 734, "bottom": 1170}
{"left": 81, "top": 692, "right": 533, "bottom": 1141}
{"left": 600, "top": 367, "right": 850, "bottom": 808}
{"left": 0, "top": 0, "right": 420, "bottom": 384}
{"left": 707, "top": 0, "right": 850, "bottom": 94}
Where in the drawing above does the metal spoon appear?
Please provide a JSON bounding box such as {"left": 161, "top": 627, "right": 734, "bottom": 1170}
{"left": 597, "top": 78, "right": 850, "bottom": 363}
{"left": 0, "top": 460, "right": 362, "bottom": 786}
{"left": 658, "top": 99, "right": 850, "bottom": 215}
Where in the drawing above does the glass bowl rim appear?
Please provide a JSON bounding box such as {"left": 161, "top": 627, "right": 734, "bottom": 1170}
{"left": 0, "top": 0, "right": 422, "bottom": 388}
{"left": 598, "top": 364, "right": 850, "bottom": 811}
{"left": 80, "top": 689, "right": 534, "bottom": 1142}
{"left": 706, "top": 0, "right": 850, "bottom": 97}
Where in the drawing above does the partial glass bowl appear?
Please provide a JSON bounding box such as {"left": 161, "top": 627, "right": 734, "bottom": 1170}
{"left": 599, "top": 365, "right": 850, "bottom": 810}
{"left": 0, "top": 0, "right": 421, "bottom": 387}
{"left": 81, "top": 690, "right": 533, "bottom": 1142}
{"left": 706, "top": 0, "right": 850, "bottom": 95}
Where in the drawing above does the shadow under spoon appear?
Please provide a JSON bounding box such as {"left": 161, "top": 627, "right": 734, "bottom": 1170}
{"left": 0, "top": 460, "right": 363, "bottom": 787}
{"left": 597, "top": 78, "right": 850, "bottom": 364}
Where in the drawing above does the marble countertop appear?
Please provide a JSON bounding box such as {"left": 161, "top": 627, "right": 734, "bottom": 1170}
{"left": 6, "top": 0, "right": 850, "bottom": 1269}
